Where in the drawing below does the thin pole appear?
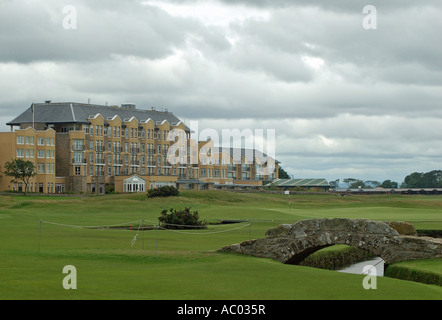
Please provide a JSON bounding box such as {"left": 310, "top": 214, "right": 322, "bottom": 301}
{"left": 248, "top": 221, "right": 252, "bottom": 240}
{"left": 38, "top": 219, "right": 42, "bottom": 253}
{"left": 141, "top": 219, "right": 144, "bottom": 250}
{"left": 155, "top": 224, "right": 159, "bottom": 259}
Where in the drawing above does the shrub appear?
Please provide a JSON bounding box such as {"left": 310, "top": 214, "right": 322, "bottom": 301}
{"left": 158, "top": 207, "right": 207, "bottom": 229}
{"left": 147, "top": 185, "right": 180, "bottom": 198}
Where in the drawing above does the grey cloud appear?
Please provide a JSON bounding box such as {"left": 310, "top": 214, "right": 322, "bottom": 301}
{"left": 1, "top": 0, "right": 441, "bottom": 183}
{"left": 0, "top": 0, "right": 194, "bottom": 63}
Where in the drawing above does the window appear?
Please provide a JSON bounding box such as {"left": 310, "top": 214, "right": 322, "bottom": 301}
{"left": 123, "top": 176, "right": 146, "bottom": 193}
{"left": 16, "top": 136, "right": 24, "bottom": 144}
{"left": 37, "top": 138, "right": 45, "bottom": 146}
{"left": 75, "top": 166, "right": 81, "bottom": 176}
{"left": 73, "top": 139, "right": 84, "bottom": 150}
{"left": 25, "top": 136, "right": 30, "bottom": 145}
{"left": 37, "top": 164, "right": 45, "bottom": 174}
{"left": 73, "top": 152, "right": 83, "bottom": 163}
{"left": 38, "top": 150, "right": 45, "bottom": 158}
{"left": 16, "top": 149, "right": 24, "bottom": 157}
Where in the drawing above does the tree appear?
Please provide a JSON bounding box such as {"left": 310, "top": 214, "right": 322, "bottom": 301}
{"left": 343, "top": 178, "right": 357, "bottom": 188}
{"left": 403, "top": 170, "right": 442, "bottom": 188}
{"left": 349, "top": 180, "right": 367, "bottom": 189}
{"left": 147, "top": 185, "right": 180, "bottom": 198}
{"left": 158, "top": 207, "right": 207, "bottom": 230}
{"left": 364, "top": 180, "right": 380, "bottom": 189}
{"left": 3, "top": 159, "right": 36, "bottom": 196}
{"left": 278, "top": 166, "right": 290, "bottom": 179}
{"left": 329, "top": 179, "right": 340, "bottom": 189}
{"left": 380, "top": 180, "right": 398, "bottom": 189}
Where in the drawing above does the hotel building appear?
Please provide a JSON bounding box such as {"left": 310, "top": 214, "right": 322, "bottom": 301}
{"left": 0, "top": 101, "right": 278, "bottom": 194}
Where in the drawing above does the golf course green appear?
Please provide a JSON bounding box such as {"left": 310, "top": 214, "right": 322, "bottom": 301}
{"left": 0, "top": 191, "right": 441, "bottom": 300}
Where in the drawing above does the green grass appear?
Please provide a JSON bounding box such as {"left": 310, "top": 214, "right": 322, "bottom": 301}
{"left": 0, "top": 191, "right": 441, "bottom": 300}
{"left": 385, "top": 258, "right": 442, "bottom": 286}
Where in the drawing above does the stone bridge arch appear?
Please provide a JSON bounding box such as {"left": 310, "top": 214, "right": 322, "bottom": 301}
{"left": 219, "top": 218, "right": 442, "bottom": 265}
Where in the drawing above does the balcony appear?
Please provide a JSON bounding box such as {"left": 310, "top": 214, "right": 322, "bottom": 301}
{"left": 72, "top": 158, "right": 87, "bottom": 164}
{"left": 72, "top": 145, "right": 85, "bottom": 151}
{"left": 146, "top": 161, "right": 156, "bottom": 167}
{"left": 113, "top": 147, "right": 123, "bottom": 153}
{"left": 113, "top": 159, "right": 123, "bottom": 166}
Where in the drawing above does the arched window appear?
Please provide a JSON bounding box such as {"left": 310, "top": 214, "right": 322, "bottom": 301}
{"left": 123, "top": 175, "right": 146, "bottom": 193}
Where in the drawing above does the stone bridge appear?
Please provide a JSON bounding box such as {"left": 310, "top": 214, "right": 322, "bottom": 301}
{"left": 218, "top": 218, "right": 442, "bottom": 265}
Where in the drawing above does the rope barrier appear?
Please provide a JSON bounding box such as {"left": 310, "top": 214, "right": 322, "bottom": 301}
{"left": 41, "top": 219, "right": 144, "bottom": 229}
{"left": 361, "top": 258, "right": 385, "bottom": 275}
{"left": 157, "top": 222, "right": 252, "bottom": 235}
{"left": 131, "top": 220, "right": 144, "bottom": 247}
{"left": 38, "top": 217, "right": 262, "bottom": 254}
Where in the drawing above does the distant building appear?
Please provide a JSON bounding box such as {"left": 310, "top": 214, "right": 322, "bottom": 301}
{"left": 1, "top": 101, "right": 279, "bottom": 194}
{"left": 330, "top": 187, "right": 442, "bottom": 195}
{"left": 265, "top": 178, "right": 330, "bottom": 192}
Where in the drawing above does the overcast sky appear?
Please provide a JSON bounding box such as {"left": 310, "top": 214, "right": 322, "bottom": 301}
{"left": 1, "top": 0, "right": 441, "bottom": 184}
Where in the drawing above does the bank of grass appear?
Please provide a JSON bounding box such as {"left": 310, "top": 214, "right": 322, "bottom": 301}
{"left": 299, "top": 245, "right": 374, "bottom": 270}
{"left": 0, "top": 191, "right": 441, "bottom": 299}
{"left": 385, "top": 258, "right": 442, "bottom": 286}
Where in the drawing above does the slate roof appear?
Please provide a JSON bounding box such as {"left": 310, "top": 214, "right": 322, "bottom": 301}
{"left": 7, "top": 102, "right": 189, "bottom": 131}
{"left": 265, "top": 178, "right": 330, "bottom": 188}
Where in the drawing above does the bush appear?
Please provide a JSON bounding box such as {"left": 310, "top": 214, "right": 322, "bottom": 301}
{"left": 147, "top": 185, "right": 180, "bottom": 198}
{"left": 158, "top": 207, "right": 207, "bottom": 229}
